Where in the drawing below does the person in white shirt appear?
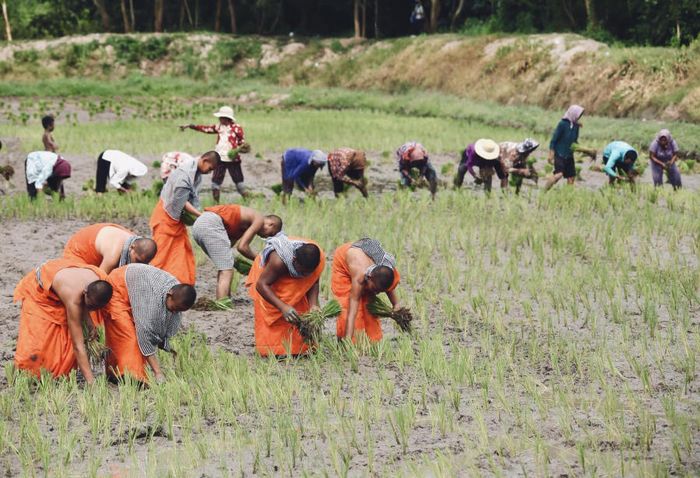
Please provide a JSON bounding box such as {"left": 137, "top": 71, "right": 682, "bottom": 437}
{"left": 95, "top": 150, "right": 148, "bottom": 193}
{"left": 25, "top": 151, "right": 71, "bottom": 200}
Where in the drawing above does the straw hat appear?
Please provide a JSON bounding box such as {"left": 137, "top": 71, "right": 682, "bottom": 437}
{"left": 474, "top": 139, "right": 500, "bottom": 160}
{"left": 213, "top": 106, "right": 236, "bottom": 121}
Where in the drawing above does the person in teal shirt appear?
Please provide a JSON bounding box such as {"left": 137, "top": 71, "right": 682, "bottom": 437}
{"left": 544, "top": 105, "right": 584, "bottom": 191}
{"left": 602, "top": 141, "right": 638, "bottom": 188}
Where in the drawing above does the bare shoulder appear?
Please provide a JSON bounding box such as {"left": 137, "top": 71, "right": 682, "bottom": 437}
{"left": 96, "top": 226, "right": 130, "bottom": 250}
{"left": 53, "top": 267, "right": 98, "bottom": 297}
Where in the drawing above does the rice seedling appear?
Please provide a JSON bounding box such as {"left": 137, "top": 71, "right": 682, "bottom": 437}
{"left": 233, "top": 256, "right": 253, "bottom": 275}
{"left": 367, "top": 295, "right": 414, "bottom": 333}
{"left": 292, "top": 299, "right": 342, "bottom": 345}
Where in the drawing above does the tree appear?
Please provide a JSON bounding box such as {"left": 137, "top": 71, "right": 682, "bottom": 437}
{"left": 155, "top": 0, "right": 165, "bottom": 32}
{"left": 120, "top": 0, "right": 132, "bottom": 32}
{"left": 583, "top": 0, "right": 597, "bottom": 30}
{"left": 214, "top": 0, "right": 222, "bottom": 31}
{"left": 227, "top": 0, "right": 237, "bottom": 33}
{"left": 1, "top": 1, "right": 11, "bottom": 41}
{"left": 429, "top": 0, "right": 440, "bottom": 32}
{"left": 92, "top": 0, "right": 111, "bottom": 31}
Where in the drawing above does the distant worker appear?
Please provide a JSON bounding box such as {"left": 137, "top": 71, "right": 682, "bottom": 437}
{"left": 42, "top": 114, "right": 59, "bottom": 153}
{"left": 63, "top": 223, "right": 157, "bottom": 275}
{"left": 499, "top": 139, "right": 540, "bottom": 194}
{"left": 280, "top": 148, "right": 327, "bottom": 204}
{"left": 649, "top": 129, "right": 682, "bottom": 190}
{"left": 0, "top": 140, "right": 16, "bottom": 195}
{"left": 544, "top": 105, "right": 584, "bottom": 191}
{"left": 396, "top": 141, "right": 438, "bottom": 198}
{"left": 454, "top": 139, "right": 503, "bottom": 192}
{"left": 332, "top": 238, "right": 401, "bottom": 343}
{"left": 327, "top": 148, "right": 368, "bottom": 198}
{"left": 105, "top": 264, "right": 195, "bottom": 383}
{"left": 180, "top": 106, "right": 249, "bottom": 202}
{"left": 602, "top": 141, "right": 638, "bottom": 188}
{"left": 25, "top": 151, "right": 71, "bottom": 200}
{"left": 13, "top": 258, "right": 112, "bottom": 383}
{"left": 149, "top": 151, "right": 220, "bottom": 284}
{"left": 192, "top": 205, "right": 283, "bottom": 299}
{"left": 95, "top": 149, "right": 148, "bottom": 193}
{"left": 245, "top": 234, "right": 324, "bottom": 356}
{"left": 160, "top": 151, "right": 194, "bottom": 183}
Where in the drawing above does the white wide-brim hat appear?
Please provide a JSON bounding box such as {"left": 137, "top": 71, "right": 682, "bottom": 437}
{"left": 474, "top": 138, "right": 500, "bottom": 160}
{"left": 213, "top": 106, "right": 236, "bottom": 121}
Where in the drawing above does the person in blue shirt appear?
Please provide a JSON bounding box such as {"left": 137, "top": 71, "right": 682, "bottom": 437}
{"left": 544, "top": 104, "right": 584, "bottom": 191}
{"left": 602, "top": 141, "right": 638, "bottom": 188}
{"left": 280, "top": 148, "right": 327, "bottom": 204}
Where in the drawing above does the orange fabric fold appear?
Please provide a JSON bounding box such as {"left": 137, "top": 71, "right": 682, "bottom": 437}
{"left": 63, "top": 223, "right": 132, "bottom": 266}
{"left": 13, "top": 259, "right": 107, "bottom": 378}
{"left": 149, "top": 199, "right": 195, "bottom": 284}
{"left": 332, "top": 243, "right": 401, "bottom": 342}
{"left": 245, "top": 239, "right": 325, "bottom": 356}
{"left": 104, "top": 266, "right": 148, "bottom": 382}
{"left": 205, "top": 204, "right": 242, "bottom": 239}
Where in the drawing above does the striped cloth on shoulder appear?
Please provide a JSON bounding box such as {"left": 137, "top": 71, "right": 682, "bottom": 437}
{"left": 118, "top": 235, "right": 142, "bottom": 268}
{"left": 192, "top": 212, "right": 234, "bottom": 271}
{"left": 351, "top": 237, "right": 396, "bottom": 269}
{"left": 125, "top": 263, "right": 181, "bottom": 357}
{"left": 260, "top": 232, "right": 304, "bottom": 278}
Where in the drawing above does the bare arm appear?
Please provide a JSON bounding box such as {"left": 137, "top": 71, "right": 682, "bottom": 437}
{"left": 183, "top": 201, "right": 202, "bottom": 217}
{"left": 145, "top": 354, "right": 164, "bottom": 382}
{"left": 306, "top": 279, "right": 320, "bottom": 310}
{"left": 236, "top": 216, "right": 263, "bottom": 261}
{"left": 255, "top": 253, "right": 293, "bottom": 315}
{"left": 97, "top": 244, "right": 122, "bottom": 274}
{"left": 344, "top": 277, "right": 364, "bottom": 340}
{"left": 386, "top": 289, "right": 399, "bottom": 309}
{"left": 64, "top": 299, "right": 95, "bottom": 383}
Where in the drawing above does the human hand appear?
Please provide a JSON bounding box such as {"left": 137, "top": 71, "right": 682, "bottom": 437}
{"left": 283, "top": 307, "right": 300, "bottom": 323}
{"left": 155, "top": 373, "right": 166, "bottom": 384}
{"left": 179, "top": 124, "right": 192, "bottom": 131}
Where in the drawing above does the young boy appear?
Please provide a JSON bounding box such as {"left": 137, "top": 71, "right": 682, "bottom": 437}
{"left": 180, "top": 106, "right": 249, "bottom": 202}
{"left": 42, "top": 115, "right": 59, "bottom": 153}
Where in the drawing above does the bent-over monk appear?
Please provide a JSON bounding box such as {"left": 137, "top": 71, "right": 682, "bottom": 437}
{"left": 63, "top": 223, "right": 157, "bottom": 274}
{"left": 332, "top": 238, "right": 401, "bottom": 342}
{"left": 192, "top": 205, "right": 282, "bottom": 299}
{"left": 105, "top": 264, "right": 195, "bottom": 383}
{"left": 149, "top": 151, "right": 220, "bottom": 284}
{"left": 245, "top": 234, "right": 324, "bottom": 356}
{"left": 13, "top": 259, "right": 113, "bottom": 383}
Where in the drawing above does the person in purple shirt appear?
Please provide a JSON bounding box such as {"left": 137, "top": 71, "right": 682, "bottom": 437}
{"left": 453, "top": 139, "right": 504, "bottom": 192}
{"left": 649, "top": 129, "right": 682, "bottom": 190}
{"left": 280, "top": 148, "right": 327, "bottom": 204}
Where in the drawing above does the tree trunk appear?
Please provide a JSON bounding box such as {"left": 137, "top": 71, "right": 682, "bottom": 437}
{"left": 353, "top": 0, "right": 360, "bottom": 38}
{"left": 450, "top": 0, "right": 465, "bottom": 30}
{"left": 583, "top": 0, "right": 597, "bottom": 29}
{"left": 374, "top": 0, "right": 380, "bottom": 38}
{"left": 361, "top": 0, "right": 367, "bottom": 38}
{"left": 214, "top": 0, "right": 222, "bottom": 31}
{"left": 429, "top": 0, "right": 440, "bottom": 32}
{"left": 92, "top": 0, "right": 111, "bottom": 31}
{"left": 120, "top": 0, "right": 132, "bottom": 32}
{"left": 154, "top": 0, "right": 165, "bottom": 32}
{"left": 560, "top": 0, "right": 577, "bottom": 29}
{"left": 227, "top": 0, "right": 237, "bottom": 34}
{"left": 182, "top": 0, "right": 194, "bottom": 27}
{"left": 1, "top": 1, "right": 12, "bottom": 41}
{"left": 129, "top": 0, "right": 136, "bottom": 31}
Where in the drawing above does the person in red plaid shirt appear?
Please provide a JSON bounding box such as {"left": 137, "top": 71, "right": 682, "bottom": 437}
{"left": 180, "top": 106, "right": 249, "bottom": 202}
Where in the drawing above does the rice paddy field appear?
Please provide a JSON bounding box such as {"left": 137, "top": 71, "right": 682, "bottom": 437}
{"left": 0, "top": 79, "right": 699, "bottom": 477}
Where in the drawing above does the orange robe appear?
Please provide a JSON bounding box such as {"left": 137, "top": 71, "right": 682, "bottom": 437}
{"left": 13, "top": 259, "right": 107, "bottom": 378}
{"left": 245, "top": 239, "right": 325, "bottom": 356}
{"left": 103, "top": 266, "right": 148, "bottom": 381}
{"left": 205, "top": 204, "right": 242, "bottom": 241}
{"left": 332, "top": 242, "right": 401, "bottom": 342}
{"left": 63, "top": 223, "right": 133, "bottom": 266}
{"left": 149, "top": 198, "right": 195, "bottom": 284}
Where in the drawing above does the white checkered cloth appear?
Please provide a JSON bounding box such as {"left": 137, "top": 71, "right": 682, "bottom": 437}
{"left": 192, "top": 212, "right": 234, "bottom": 271}
{"left": 260, "top": 232, "right": 304, "bottom": 278}
{"left": 118, "top": 235, "right": 142, "bottom": 268}
{"left": 125, "top": 264, "right": 181, "bottom": 357}
{"left": 160, "top": 157, "right": 201, "bottom": 221}
{"left": 352, "top": 238, "right": 396, "bottom": 270}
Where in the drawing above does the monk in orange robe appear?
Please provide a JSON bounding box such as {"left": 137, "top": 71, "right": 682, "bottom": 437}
{"left": 63, "top": 223, "right": 157, "bottom": 273}
{"left": 332, "top": 238, "right": 401, "bottom": 342}
{"left": 13, "top": 259, "right": 113, "bottom": 382}
{"left": 104, "top": 264, "right": 195, "bottom": 383}
{"left": 192, "top": 205, "right": 282, "bottom": 298}
{"left": 245, "top": 234, "right": 324, "bottom": 356}
{"left": 149, "top": 151, "right": 219, "bottom": 284}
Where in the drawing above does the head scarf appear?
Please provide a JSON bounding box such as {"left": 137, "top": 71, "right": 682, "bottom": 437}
{"left": 310, "top": 150, "right": 327, "bottom": 166}
{"left": 517, "top": 138, "right": 540, "bottom": 154}
{"left": 52, "top": 158, "right": 71, "bottom": 178}
{"left": 563, "top": 105, "right": 584, "bottom": 129}
{"left": 650, "top": 129, "right": 678, "bottom": 152}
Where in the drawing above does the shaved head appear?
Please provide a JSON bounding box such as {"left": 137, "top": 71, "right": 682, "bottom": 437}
{"left": 262, "top": 214, "right": 283, "bottom": 237}
{"left": 85, "top": 280, "right": 113, "bottom": 310}
{"left": 294, "top": 243, "right": 320, "bottom": 274}
{"left": 167, "top": 284, "right": 197, "bottom": 312}
{"left": 370, "top": 265, "right": 395, "bottom": 292}
{"left": 131, "top": 238, "right": 157, "bottom": 264}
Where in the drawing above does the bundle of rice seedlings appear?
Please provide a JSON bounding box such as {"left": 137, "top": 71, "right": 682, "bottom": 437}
{"left": 294, "top": 300, "right": 342, "bottom": 344}
{"left": 181, "top": 211, "right": 197, "bottom": 226}
{"left": 270, "top": 183, "right": 283, "bottom": 195}
{"left": 367, "top": 296, "right": 414, "bottom": 333}
{"left": 234, "top": 256, "right": 253, "bottom": 275}
{"left": 192, "top": 297, "right": 234, "bottom": 311}
{"left": 572, "top": 143, "right": 597, "bottom": 159}
{"left": 82, "top": 322, "right": 108, "bottom": 363}
{"left": 82, "top": 178, "right": 95, "bottom": 191}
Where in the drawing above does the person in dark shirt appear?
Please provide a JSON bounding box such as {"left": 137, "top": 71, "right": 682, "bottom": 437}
{"left": 544, "top": 105, "right": 584, "bottom": 191}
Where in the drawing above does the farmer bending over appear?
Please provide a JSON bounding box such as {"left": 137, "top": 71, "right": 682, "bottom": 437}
{"left": 332, "top": 238, "right": 401, "bottom": 343}
{"left": 95, "top": 150, "right": 148, "bottom": 193}
{"left": 13, "top": 259, "right": 112, "bottom": 383}
{"left": 25, "top": 151, "right": 71, "bottom": 200}
{"left": 105, "top": 264, "right": 195, "bottom": 383}
{"left": 180, "top": 106, "right": 249, "bottom": 202}
{"left": 193, "top": 205, "right": 282, "bottom": 299}
{"left": 245, "top": 234, "right": 324, "bottom": 356}
{"left": 396, "top": 141, "right": 438, "bottom": 198}
{"left": 280, "top": 148, "right": 327, "bottom": 204}
{"left": 327, "top": 148, "right": 368, "bottom": 198}
{"left": 454, "top": 139, "right": 503, "bottom": 192}
{"left": 149, "top": 151, "right": 220, "bottom": 284}
{"left": 500, "top": 139, "right": 539, "bottom": 194}
{"left": 544, "top": 105, "right": 584, "bottom": 191}
{"left": 602, "top": 141, "right": 638, "bottom": 189}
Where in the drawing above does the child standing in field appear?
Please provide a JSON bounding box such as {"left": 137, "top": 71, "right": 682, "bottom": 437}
{"left": 42, "top": 115, "right": 59, "bottom": 152}
{"left": 180, "top": 106, "right": 249, "bottom": 202}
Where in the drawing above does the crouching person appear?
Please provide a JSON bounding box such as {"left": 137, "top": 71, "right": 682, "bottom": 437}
{"left": 104, "top": 264, "right": 196, "bottom": 383}
{"left": 602, "top": 141, "right": 638, "bottom": 189}
{"left": 245, "top": 234, "right": 324, "bottom": 356}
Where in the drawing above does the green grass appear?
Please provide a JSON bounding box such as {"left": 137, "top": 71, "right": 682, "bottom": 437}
{"left": 1, "top": 186, "right": 699, "bottom": 476}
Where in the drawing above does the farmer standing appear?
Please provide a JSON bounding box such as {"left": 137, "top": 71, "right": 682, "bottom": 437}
{"left": 544, "top": 105, "right": 584, "bottom": 191}
{"left": 649, "top": 129, "right": 682, "bottom": 189}
{"left": 280, "top": 148, "right": 327, "bottom": 204}
{"left": 104, "top": 264, "right": 195, "bottom": 383}
{"left": 192, "top": 205, "right": 282, "bottom": 299}
{"left": 13, "top": 258, "right": 113, "bottom": 383}
{"left": 180, "top": 106, "right": 249, "bottom": 202}
{"left": 396, "top": 141, "right": 438, "bottom": 198}
{"left": 453, "top": 139, "right": 503, "bottom": 192}
{"left": 245, "top": 234, "right": 324, "bottom": 356}
{"left": 601, "top": 141, "right": 638, "bottom": 188}
{"left": 332, "top": 238, "right": 401, "bottom": 343}
{"left": 149, "top": 151, "right": 220, "bottom": 284}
